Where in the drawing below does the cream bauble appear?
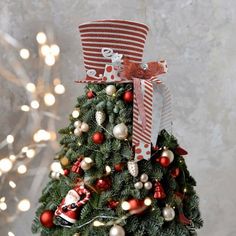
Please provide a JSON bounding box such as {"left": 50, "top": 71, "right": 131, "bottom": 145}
{"left": 106, "top": 85, "right": 116, "bottom": 96}
{"left": 113, "top": 123, "right": 128, "bottom": 140}
{"left": 74, "top": 128, "right": 82, "bottom": 136}
{"left": 140, "top": 173, "right": 149, "bottom": 182}
{"left": 134, "top": 182, "right": 143, "bottom": 190}
{"left": 109, "top": 225, "right": 125, "bottom": 236}
{"left": 74, "top": 120, "right": 82, "bottom": 128}
{"left": 161, "top": 147, "right": 174, "bottom": 163}
{"left": 144, "top": 181, "right": 153, "bottom": 190}
{"left": 162, "top": 205, "right": 175, "bottom": 221}
{"left": 80, "top": 122, "right": 89, "bottom": 132}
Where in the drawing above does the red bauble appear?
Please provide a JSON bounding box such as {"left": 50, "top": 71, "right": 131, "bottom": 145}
{"left": 63, "top": 169, "right": 70, "bottom": 176}
{"left": 123, "top": 90, "right": 133, "bottom": 103}
{"left": 40, "top": 210, "right": 54, "bottom": 228}
{"left": 154, "top": 182, "right": 166, "bottom": 199}
{"left": 92, "top": 132, "right": 105, "bottom": 144}
{"left": 171, "top": 167, "right": 180, "bottom": 178}
{"left": 129, "top": 199, "right": 143, "bottom": 210}
{"left": 95, "top": 178, "right": 111, "bottom": 191}
{"left": 114, "top": 163, "right": 125, "bottom": 172}
{"left": 157, "top": 156, "right": 170, "bottom": 167}
{"left": 175, "top": 146, "right": 188, "bottom": 156}
{"left": 107, "top": 199, "right": 119, "bottom": 209}
{"left": 87, "top": 90, "right": 95, "bottom": 99}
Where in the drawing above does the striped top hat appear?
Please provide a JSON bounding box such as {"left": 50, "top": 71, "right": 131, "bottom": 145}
{"left": 79, "top": 19, "right": 149, "bottom": 76}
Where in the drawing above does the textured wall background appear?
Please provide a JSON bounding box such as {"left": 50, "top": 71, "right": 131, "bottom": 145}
{"left": 0, "top": 0, "right": 235, "bottom": 235}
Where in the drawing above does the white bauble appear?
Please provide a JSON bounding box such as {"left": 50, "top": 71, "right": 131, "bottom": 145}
{"left": 96, "top": 111, "right": 106, "bottom": 125}
{"left": 51, "top": 171, "right": 60, "bottom": 180}
{"left": 80, "top": 158, "right": 93, "bottom": 170}
{"left": 113, "top": 123, "right": 128, "bottom": 140}
{"left": 109, "top": 225, "right": 125, "bottom": 236}
{"left": 74, "top": 120, "right": 82, "bottom": 128}
{"left": 106, "top": 85, "right": 116, "bottom": 96}
{"left": 144, "top": 181, "right": 153, "bottom": 190}
{"left": 162, "top": 205, "right": 175, "bottom": 221}
{"left": 161, "top": 147, "right": 174, "bottom": 163}
{"left": 80, "top": 122, "right": 89, "bottom": 132}
{"left": 134, "top": 182, "right": 143, "bottom": 190}
{"left": 140, "top": 173, "right": 149, "bottom": 182}
{"left": 74, "top": 128, "right": 82, "bottom": 136}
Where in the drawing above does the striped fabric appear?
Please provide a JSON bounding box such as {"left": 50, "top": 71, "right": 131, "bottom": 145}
{"left": 79, "top": 20, "right": 149, "bottom": 76}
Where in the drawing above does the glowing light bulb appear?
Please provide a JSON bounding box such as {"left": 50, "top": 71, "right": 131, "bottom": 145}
{"left": 9, "top": 181, "right": 16, "bottom": 189}
{"left": 45, "top": 54, "right": 55, "bottom": 66}
{"left": 72, "top": 109, "right": 80, "bottom": 118}
{"left": 17, "top": 165, "right": 27, "bottom": 174}
{"left": 41, "top": 45, "right": 50, "bottom": 56}
{"left": 0, "top": 158, "right": 13, "bottom": 173}
{"left": 144, "top": 198, "right": 152, "bottom": 206}
{"left": 93, "top": 220, "right": 105, "bottom": 227}
{"left": 19, "top": 48, "right": 30, "bottom": 59}
{"left": 44, "top": 93, "right": 55, "bottom": 106}
{"left": 121, "top": 201, "right": 130, "bottom": 211}
{"left": 25, "top": 83, "right": 36, "bottom": 92}
{"left": 105, "top": 165, "right": 111, "bottom": 174}
{"left": 50, "top": 44, "right": 60, "bottom": 56}
{"left": 50, "top": 161, "right": 63, "bottom": 174}
{"left": 21, "top": 146, "right": 28, "bottom": 153}
{"left": 36, "top": 32, "right": 47, "bottom": 44}
{"left": 9, "top": 155, "right": 16, "bottom": 161}
{"left": 8, "top": 232, "right": 15, "bottom": 236}
{"left": 0, "top": 201, "right": 7, "bottom": 211}
{"left": 6, "top": 135, "right": 14, "bottom": 144}
{"left": 54, "top": 84, "right": 65, "bottom": 94}
{"left": 33, "top": 129, "right": 51, "bottom": 142}
{"left": 26, "top": 149, "right": 35, "bottom": 158}
{"left": 18, "top": 199, "right": 30, "bottom": 212}
{"left": 30, "top": 100, "right": 39, "bottom": 109}
{"left": 21, "top": 105, "right": 30, "bottom": 112}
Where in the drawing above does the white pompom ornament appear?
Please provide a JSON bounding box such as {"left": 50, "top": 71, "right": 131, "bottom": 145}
{"left": 109, "top": 225, "right": 125, "bottom": 236}
{"left": 96, "top": 111, "right": 106, "bottom": 125}
{"left": 80, "top": 122, "right": 89, "bottom": 132}
{"left": 106, "top": 85, "right": 116, "bottom": 96}
{"left": 113, "top": 123, "right": 128, "bottom": 140}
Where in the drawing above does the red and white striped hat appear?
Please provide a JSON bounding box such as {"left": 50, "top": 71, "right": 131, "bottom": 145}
{"left": 79, "top": 19, "right": 149, "bottom": 76}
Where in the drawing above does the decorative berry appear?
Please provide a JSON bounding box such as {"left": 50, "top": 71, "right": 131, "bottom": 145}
{"left": 87, "top": 90, "right": 95, "bottom": 99}
{"left": 123, "top": 90, "right": 133, "bottom": 103}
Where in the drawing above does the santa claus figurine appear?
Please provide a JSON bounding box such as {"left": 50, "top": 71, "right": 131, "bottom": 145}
{"left": 54, "top": 183, "right": 91, "bottom": 227}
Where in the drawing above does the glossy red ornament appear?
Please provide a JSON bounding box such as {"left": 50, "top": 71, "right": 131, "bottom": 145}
{"left": 92, "top": 132, "right": 105, "bottom": 144}
{"left": 171, "top": 167, "right": 180, "bottom": 178}
{"left": 95, "top": 178, "right": 111, "bottom": 191}
{"left": 107, "top": 199, "right": 119, "bottom": 209}
{"left": 154, "top": 182, "right": 166, "bottom": 199}
{"left": 63, "top": 169, "right": 70, "bottom": 176}
{"left": 157, "top": 156, "right": 170, "bottom": 167}
{"left": 175, "top": 146, "right": 188, "bottom": 156}
{"left": 87, "top": 90, "right": 95, "bottom": 99}
{"left": 123, "top": 90, "right": 133, "bottom": 103}
{"left": 40, "top": 210, "right": 54, "bottom": 228}
{"left": 114, "top": 163, "right": 125, "bottom": 172}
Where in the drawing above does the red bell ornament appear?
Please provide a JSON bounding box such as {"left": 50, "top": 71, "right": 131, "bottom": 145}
{"left": 40, "top": 210, "right": 55, "bottom": 228}
{"left": 154, "top": 181, "right": 166, "bottom": 199}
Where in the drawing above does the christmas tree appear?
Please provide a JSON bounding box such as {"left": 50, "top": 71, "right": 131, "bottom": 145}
{"left": 32, "top": 20, "right": 203, "bottom": 236}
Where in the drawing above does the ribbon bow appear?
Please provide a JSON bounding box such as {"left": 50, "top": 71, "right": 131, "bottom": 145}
{"left": 76, "top": 48, "right": 172, "bottom": 161}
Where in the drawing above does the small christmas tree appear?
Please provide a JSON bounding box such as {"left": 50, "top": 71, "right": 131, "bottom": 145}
{"left": 32, "top": 20, "right": 203, "bottom": 236}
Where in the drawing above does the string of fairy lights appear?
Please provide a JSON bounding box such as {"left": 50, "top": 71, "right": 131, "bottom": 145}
{"left": 0, "top": 30, "right": 66, "bottom": 235}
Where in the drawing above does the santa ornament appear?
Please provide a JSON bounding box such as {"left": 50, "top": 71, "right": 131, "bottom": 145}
{"left": 54, "top": 183, "right": 91, "bottom": 227}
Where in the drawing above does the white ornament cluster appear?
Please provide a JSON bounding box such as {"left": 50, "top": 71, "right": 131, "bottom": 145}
{"left": 134, "top": 173, "right": 153, "bottom": 190}
{"left": 74, "top": 120, "right": 89, "bottom": 136}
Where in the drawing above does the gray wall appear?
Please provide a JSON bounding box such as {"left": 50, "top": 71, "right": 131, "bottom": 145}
{"left": 0, "top": 0, "right": 235, "bottom": 235}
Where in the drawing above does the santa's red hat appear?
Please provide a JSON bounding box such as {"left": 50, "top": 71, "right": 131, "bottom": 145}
{"left": 79, "top": 19, "right": 149, "bottom": 76}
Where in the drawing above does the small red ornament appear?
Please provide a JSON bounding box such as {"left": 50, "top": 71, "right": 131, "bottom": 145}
{"left": 175, "top": 146, "right": 188, "bottom": 156}
{"left": 114, "top": 163, "right": 125, "bottom": 172}
{"left": 125, "top": 199, "right": 148, "bottom": 215}
{"left": 107, "top": 199, "right": 119, "bottom": 209}
{"left": 63, "top": 169, "right": 70, "bottom": 176}
{"left": 40, "top": 210, "right": 54, "bottom": 228}
{"left": 92, "top": 132, "right": 105, "bottom": 144}
{"left": 154, "top": 181, "right": 166, "bottom": 199}
{"left": 123, "top": 90, "right": 133, "bottom": 103}
{"left": 95, "top": 178, "right": 111, "bottom": 191}
{"left": 87, "top": 90, "right": 95, "bottom": 99}
{"left": 157, "top": 156, "right": 170, "bottom": 167}
{"left": 171, "top": 167, "right": 180, "bottom": 178}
